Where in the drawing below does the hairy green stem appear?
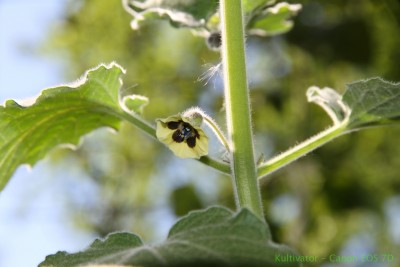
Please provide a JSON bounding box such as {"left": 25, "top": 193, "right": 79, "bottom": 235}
{"left": 220, "top": 0, "right": 264, "bottom": 218}
{"left": 258, "top": 122, "right": 347, "bottom": 181}
{"left": 203, "top": 115, "right": 231, "bottom": 152}
{"left": 198, "top": 156, "right": 231, "bottom": 175}
{"left": 119, "top": 111, "right": 157, "bottom": 138}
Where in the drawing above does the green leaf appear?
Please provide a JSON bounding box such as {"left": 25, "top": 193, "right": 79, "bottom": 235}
{"left": 121, "top": 94, "right": 149, "bottom": 115}
{"left": 248, "top": 2, "right": 302, "bottom": 36}
{"left": 124, "top": 0, "right": 219, "bottom": 29}
{"left": 343, "top": 78, "right": 400, "bottom": 129}
{"left": 0, "top": 63, "right": 146, "bottom": 192}
{"left": 119, "top": 84, "right": 149, "bottom": 115}
{"left": 243, "top": 0, "right": 276, "bottom": 15}
{"left": 39, "top": 232, "right": 144, "bottom": 267}
{"left": 39, "top": 207, "right": 299, "bottom": 267}
{"left": 307, "top": 78, "right": 400, "bottom": 130}
{"left": 307, "top": 86, "right": 350, "bottom": 125}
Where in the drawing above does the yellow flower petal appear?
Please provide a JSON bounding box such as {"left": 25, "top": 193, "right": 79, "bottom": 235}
{"left": 169, "top": 141, "right": 200, "bottom": 158}
{"left": 155, "top": 120, "right": 173, "bottom": 142}
{"left": 155, "top": 114, "right": 208, "bottom": 159}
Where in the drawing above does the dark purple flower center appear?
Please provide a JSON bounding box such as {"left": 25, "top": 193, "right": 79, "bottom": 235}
{"left": 167, "top": 120, "right": 200, "bottom": 148}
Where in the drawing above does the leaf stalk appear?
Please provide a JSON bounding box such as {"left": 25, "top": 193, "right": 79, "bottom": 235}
{"left": 258, "top": 122, "right": 348, "bottom": 181}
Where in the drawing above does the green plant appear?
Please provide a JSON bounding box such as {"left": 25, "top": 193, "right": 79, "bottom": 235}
{"left": 1, "top": 1, "right": 399, "bottom": 266}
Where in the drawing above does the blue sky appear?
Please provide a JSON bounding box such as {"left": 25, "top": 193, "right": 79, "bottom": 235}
{"left": 0, "top": 1, "right": 94, "bottom": 266}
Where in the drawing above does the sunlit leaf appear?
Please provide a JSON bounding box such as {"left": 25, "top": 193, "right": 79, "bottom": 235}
{"left": 248, "top": 2, "right": 302, "bottom": 36}
{"left": 123, "top": 0, "right": 301, "bottom": 42}
{"left": 121, "top": 95, "right": 149, "bottom": 115}
{"left": 0, "top": 63, "right": 146, "bottom": 191}
{"left": 243, "top": 0, "right": 276, "bottom": 15}
{"left": 39, "top": 207, "right": 299, "bottom": 267}
{"left": 343, "top": 78, "right": 400, "bottom": 129}
{"left": 124, "top": 0, "right": 219, "bottom": 29}
{"left": 307, "top": 78, "right": 400, "bottom": 130}
{"left": 307, "top": 86, "right": 350, "bottom": 125}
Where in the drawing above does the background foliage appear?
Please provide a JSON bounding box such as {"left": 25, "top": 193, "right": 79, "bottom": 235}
{"left": 40, "top": 0, "right": 400, "bottom": 264}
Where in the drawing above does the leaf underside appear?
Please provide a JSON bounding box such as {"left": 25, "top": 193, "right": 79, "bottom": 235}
{"left": 124, "top": 0, "right": 300, "bottom": 38}
{"left": 242, "top": 0, "right": 276, "bottom": 15}
{"left": 343, "top": 77, "right": 400, "bottom": 129}
{"left": 248, "top": 3, "right": 302, "bottom": 36}
{"left": 307, "top": 78, "right": 400, "bottom": 130}
{"left": 39, "top": 207, "right": 299, "bottom": 267}
{"left": 125, "top": 0, "right": 219, "bottom": 29}
{"left": 0, "top": 63, "right": 127, "bottom": 191}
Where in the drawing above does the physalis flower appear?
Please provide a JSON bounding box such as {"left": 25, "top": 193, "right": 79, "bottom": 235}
{"left": 156, "top": 113, "right": 208, "bottom": 159}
